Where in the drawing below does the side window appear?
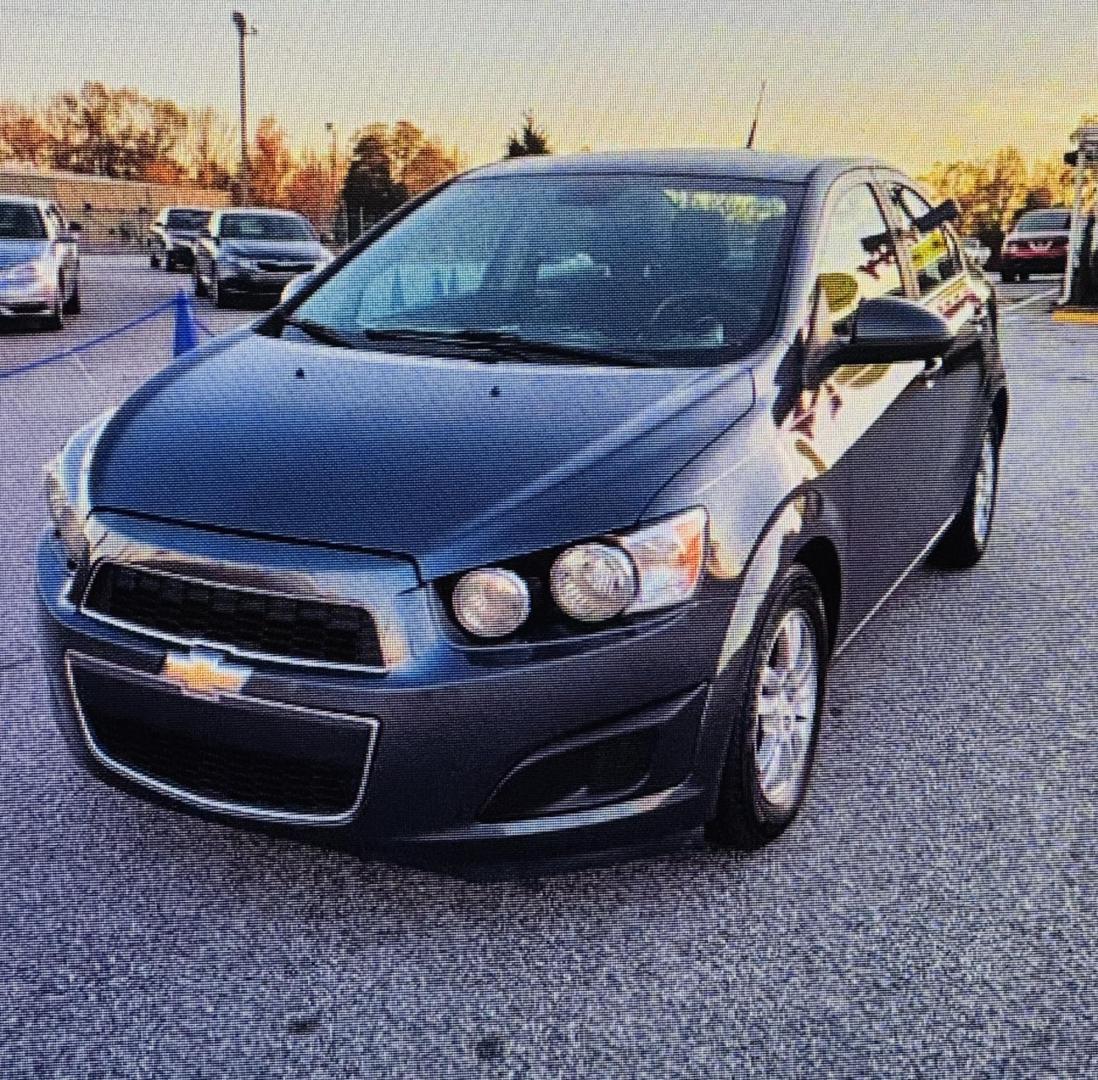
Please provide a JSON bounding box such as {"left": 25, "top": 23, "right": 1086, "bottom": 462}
{"left": 892, "top": 185, "right": 962, "bottom": 297}
{"left": 817, "top": 183, "right": 903, "bottom": 328}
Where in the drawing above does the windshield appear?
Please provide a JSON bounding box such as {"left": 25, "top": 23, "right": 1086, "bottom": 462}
{"left": 1016, "top": 210, "right": 1070, "bottom": 232}
{"left": 166, "top": 209, "right": 209, "bottom": 231}
{"left": 221, "top": 213, "right": 314, "bottom": 241}
{"left": 292, "top": 174, "right": 801, "bottom": 366}
{"left": 0, "top": 203, "right": 46, "bottom": 240}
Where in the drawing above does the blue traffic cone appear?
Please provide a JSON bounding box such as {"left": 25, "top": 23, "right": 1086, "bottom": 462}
{"left": 172, "top": 289, "right": 201, "bottom": 357}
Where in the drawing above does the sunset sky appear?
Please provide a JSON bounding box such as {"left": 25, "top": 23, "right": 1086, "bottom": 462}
{"left": 3, "top": 0, "right": 1090, "bottom": 171}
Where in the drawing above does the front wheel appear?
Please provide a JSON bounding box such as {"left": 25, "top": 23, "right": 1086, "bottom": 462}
{"left": 63, "top": 280, "right": 81, "bottom": 315}
{"left": 193, "top": 267, "right": 207, "bottom": 298}
{"left": 932, "top": 420, "right": 1000, "bottom": 568}
{"left": 707, "top": 565, "right": 827, "bottom": 851}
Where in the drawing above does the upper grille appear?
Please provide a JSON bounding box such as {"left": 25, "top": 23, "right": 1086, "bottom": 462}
{"left": 83, "top": 562, "right": 385, "bottom": 669}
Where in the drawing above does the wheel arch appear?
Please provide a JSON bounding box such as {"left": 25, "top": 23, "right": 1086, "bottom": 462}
{"left": 791, "top": 535, "right": 842, "bottom": 655}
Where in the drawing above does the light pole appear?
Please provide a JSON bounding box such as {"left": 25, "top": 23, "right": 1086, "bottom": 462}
{"left": 231, "top": 11, "right": 256, "bottom": 205}
{"left": 325, "top": 120, "right": 339, "bottom": 234}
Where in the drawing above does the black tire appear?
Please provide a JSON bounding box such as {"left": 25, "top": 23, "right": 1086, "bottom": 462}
{"left": 63, "top": 280, "right": 81, "bottom": 315}
{"left": 41, "top": 279, "right": 64, "bottom": 331}
{"left": 193, "top": 267, "right": 207, "bottom": 298}
{"left": 999, "top": 269, "right": 1016, "bottom": 284}
{"left": 165, "top": 252, "right": 176, "bottom": 272}
{"left": 932, "top": 419, "right": 1000, "bottom": 569}
{"left": 150, "top": 249, "right": 161, "bottom": 270}
{"left": 210, "top": 269, "right": 230, "bottom": 309}
{"left": 707, "top": 565, "right": 828, "bottom": 851}
{"left": 1018, "top": 272, "right": 1030, "bottom": 283}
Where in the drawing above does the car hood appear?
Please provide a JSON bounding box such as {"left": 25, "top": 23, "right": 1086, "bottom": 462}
{"left": 86, "top": 332, "right": 755, "bottom": 577}
{"left": 219, "top": 239, "right": 326, "bottom": 260}
{"left": 0, "top": 239, "right": 49, "bottom": 267}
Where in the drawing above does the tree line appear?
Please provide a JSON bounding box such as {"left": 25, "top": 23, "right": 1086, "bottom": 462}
{"left": 3, "top": 81, "right": 1080, "bottom": 249}
{"left": 919, "top": 146, "right": 1080, "bottom": 256}
{"left": 0, "top": 82, "right": 553, "bottom": 233}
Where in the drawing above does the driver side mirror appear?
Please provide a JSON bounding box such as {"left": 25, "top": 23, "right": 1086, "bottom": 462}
{"left": 803, "top": 289, "right": 955, "bottom": 389}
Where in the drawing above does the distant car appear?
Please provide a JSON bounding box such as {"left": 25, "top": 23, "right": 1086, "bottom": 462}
{"left": 0, "top": 196, "right": 82, "bottom": 331}
{"left": 192, "top": 208, "right": 332, "bottom": 307}
{"left": 961, "top": 236, "right": 991, "bottom": 268}
{"left": 148, "top": 207, "right": 212, "bottom": 272}
{"left": 999, "top": 208, "right": 1071, "bottom": 283}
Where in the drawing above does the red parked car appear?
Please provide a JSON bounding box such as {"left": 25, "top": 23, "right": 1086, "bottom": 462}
{"left": 999, "top": 208, "right": 1071, "bottom": 282}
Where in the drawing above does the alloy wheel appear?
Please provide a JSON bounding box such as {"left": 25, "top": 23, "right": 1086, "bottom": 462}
{"left": 754, "top": 608, "right": 819, "bottom": 810}
{"left": 972, "top": 431, "right": 996, "bottom": 548}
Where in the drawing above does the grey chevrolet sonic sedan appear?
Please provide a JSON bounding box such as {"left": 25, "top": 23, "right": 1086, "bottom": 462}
{"left": 38, "top": 151, "right": 1006, "bottom": 873}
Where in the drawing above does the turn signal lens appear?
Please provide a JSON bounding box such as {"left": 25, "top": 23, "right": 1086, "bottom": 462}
{"left": 451, "top": 567, "right": 531, "bottom": 638}
{"left": 550, "top": 543, "right": 638, "bottom": 622}
{"left": 618, "top": 507, "right": 708, "bottom": 614}
{"left": 44, "top": 459, "right": 87, "bottom": 567}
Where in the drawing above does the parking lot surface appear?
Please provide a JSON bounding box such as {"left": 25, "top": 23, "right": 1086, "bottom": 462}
{"left": 1, "top": 259, "right": 1094, "bottom": 1078}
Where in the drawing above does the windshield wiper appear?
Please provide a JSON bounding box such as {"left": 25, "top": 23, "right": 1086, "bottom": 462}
{"left": 281, "top": 317, "right": 363, "bottom": 350}
{"left": 361, "top": 327, "right": 651, "bottom": 367}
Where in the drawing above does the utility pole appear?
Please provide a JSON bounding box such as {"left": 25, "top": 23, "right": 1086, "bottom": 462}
{"left": 231, "top": 11, "right": 256, "bottom": 205}
{"left": 325, "top": 120, "right": 342, "bottom": 243}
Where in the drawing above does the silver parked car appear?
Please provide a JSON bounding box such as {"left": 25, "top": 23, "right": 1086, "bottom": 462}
{"left": 0, "top": 196, "right": 82, "bottom": 331}
{"left": 193, "top": 208, "right": 332, "bottom": 308}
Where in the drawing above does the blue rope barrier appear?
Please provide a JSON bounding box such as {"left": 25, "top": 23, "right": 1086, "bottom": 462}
{"left": 0, "top": 290, "right": 219, "bottom": 381}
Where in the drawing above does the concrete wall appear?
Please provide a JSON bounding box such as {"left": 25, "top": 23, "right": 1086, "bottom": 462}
{"left": 0, "top": 167, "right": 231, "bottom": 248}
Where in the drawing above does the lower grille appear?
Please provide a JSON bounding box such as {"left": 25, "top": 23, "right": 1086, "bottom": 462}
{"left": 257, "top": 260, "right": 313, "bottom": 273}
{"left": 67, "top": 652, "right": 377, "bottom": 822}
{"left": 83, "top": 562, "right": 385, "bottom": 669}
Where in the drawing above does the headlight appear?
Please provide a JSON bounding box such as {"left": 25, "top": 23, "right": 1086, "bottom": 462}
{"left": 550, "top": 543, "right": 637, "bottom": 622}
{"left": 451, "top": 568, "right": 531, "bottom": 638}
{"left": 447, "top": 507, "right": 708, "bottom": 641}
{"left": 0, "top": 260, "right": 47, "bottom": 288}
{"left": 44, "top": 459, "right": 88, "bottom": 568}
{"left": 617, "top": 507, "right": 708, "bottom": 614}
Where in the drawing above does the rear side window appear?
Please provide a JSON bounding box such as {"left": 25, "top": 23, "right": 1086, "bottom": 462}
{"left": 892, "top": 185, "right": 963, "bottom": 297}
{"left": 816, "top": 183, "right": 903, "bottom": 327}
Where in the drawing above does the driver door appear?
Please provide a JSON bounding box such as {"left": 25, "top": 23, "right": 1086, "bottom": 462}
{"left": 813, "top": 176, "right": 950, "bottom": 627}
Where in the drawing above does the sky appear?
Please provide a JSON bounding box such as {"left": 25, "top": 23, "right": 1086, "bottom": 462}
{"left": 2, "top": 0, "right": 1091, "bottom": 173}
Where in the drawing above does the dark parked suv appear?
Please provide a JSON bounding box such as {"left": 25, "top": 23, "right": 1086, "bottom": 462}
{"left": 38, "top": 151, "right": 1007, "bottom": 872}
{"left": 193, "top": 207, "right": 331, "bottom": 307}
{"left": 148, "top": 206, "right": 212, "bottom": 271}
{"left": 999, "top": 208, "right": 1071, "bottom": 282}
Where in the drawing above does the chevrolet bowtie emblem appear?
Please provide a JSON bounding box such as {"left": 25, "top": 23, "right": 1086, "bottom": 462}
{"left": 161, "top": 649, "right": 251, "bottom": 699}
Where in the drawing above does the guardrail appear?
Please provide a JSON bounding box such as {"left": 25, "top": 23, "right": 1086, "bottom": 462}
{"left": 0, "top": 290, "right": 212, "bottom": 380}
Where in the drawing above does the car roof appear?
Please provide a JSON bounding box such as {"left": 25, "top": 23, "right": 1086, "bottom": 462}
{"left": 0, "top": 194, "right": 48, "bottom": 209}
{"left": 217, "top": 206, "right": 304, "bottom": 217}
{"left": 166, "top": 206, "right": 212, "bottom": 213}
{"left": 465, "top": 149, "right": 891, "bottom": 185}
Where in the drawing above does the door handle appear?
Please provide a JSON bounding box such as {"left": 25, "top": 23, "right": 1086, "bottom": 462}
{"left": 919, "top": 355, "right": 943, "bottom": 388}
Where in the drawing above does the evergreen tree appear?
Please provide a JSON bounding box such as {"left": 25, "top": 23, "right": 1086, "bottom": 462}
{"left": 505, "top": 112, "right": 551, "bottom": 158}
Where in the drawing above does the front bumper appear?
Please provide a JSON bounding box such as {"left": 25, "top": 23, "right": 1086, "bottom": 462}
{"left": 36, "top": 517, "right": 744, "bottom": 871}
{"left": 0, "top": 281, "right": 56, "bottom": 317}
{"left": 219, "top": 265, "right": 311, "bottom": 295}
{"left": 1000, "top": 250, "right": 1067, "bottom": 274}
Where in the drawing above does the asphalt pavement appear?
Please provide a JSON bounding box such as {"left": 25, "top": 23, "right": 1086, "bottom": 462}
{"left": 0, "top": 259, "right": 1094, "bottom": 1079}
